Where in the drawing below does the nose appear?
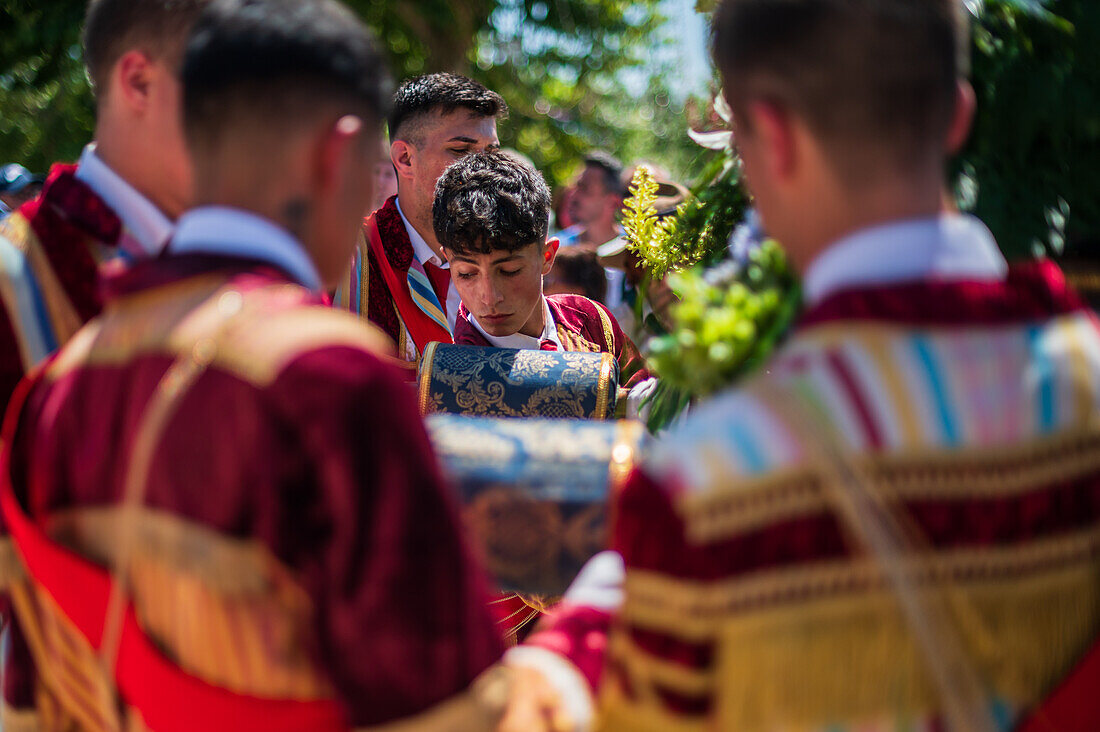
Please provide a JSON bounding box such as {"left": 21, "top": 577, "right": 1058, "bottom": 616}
{"left": 476, "top": 275, "right": 503, "bottom": 308}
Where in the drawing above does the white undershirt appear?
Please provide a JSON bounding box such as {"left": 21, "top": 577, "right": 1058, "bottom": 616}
{"left": 470, "top": 296, "right": 563, "bottom": 350}
{"left": 75, "top": 144, "right": 173, "bottom": 257}
{"left": 803, "top": 214, "right": 1007, "bottom": 306}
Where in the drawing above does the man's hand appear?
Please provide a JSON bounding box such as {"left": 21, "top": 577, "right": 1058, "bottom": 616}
{"left": 496, "top": 665, "right": 575, "bottom": 732}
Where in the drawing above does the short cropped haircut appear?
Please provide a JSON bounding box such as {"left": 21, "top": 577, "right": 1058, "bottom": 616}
{"left": 83, "top": 0, "right": 210, "bottom": 96}
{"left": 584, "top": 151, "right": 626, "bottom": 198}
{"left": 389, "top": 73, "right": 507, "bottom": 145}
{"left": 712, "top": 0, "right": 968, "bottom": 167}
{"left": 433, "top": 151, "right": 551, "bottom": 257}
{"left": 183, "top": 0, "right": 392, "bottom": 151}
{"left": 549, "top": 248, "right": 608, "bottom": 303}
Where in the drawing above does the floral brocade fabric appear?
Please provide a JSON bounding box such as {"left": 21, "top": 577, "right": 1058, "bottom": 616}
{"left": 418, "top": 343, "right": 619, "bottom": 420}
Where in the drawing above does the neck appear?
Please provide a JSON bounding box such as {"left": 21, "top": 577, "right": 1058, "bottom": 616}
{"left": 93, "top": 123, "right": 177, "bottom": 220}
{"left": 787, "top": 172, "right": 946, "bottom": 278}
{"left": 518, "top": 295, "right": 547, "bottom": 338}
{"left": 582, "top": 219, "right": 618, "bottom": 248}
{"left": 396, "top": 186, "right": 444, "bottom": 259}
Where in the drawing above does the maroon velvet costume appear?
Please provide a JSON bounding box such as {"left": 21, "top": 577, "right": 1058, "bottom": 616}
{"left": 526, "top": 262, "right": 1100, "bottom": 729}
{"left": 453, "top": 293, "right": 652, "bottom": 389}
{"left": 1, "top": 253, "right": 504, "bottom": 726}
{"left": 0, "top": 163, "right": 123, "bottom": 411}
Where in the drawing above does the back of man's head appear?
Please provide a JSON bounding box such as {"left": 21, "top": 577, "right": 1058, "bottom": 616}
{"left": 712, "top": 0, "right": 969, "bottom": 174}
{"left": 183, "top": 0, "right": 391, "bottom": 160}
{"left": 84, "top": 0, "right": 211, "bottom": 97}
{"left": 433, "top": 151, "right": 551, "bottom": 256}
{"left": 389, "top": 73, "right": 507, "bottom": 145}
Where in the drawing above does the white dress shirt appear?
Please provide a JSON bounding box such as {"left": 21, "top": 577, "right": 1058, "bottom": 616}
{"left": 395, "top": 197, "right": 461, "bottom": 331}
{"left": 469, "top": 296, "right": 563, "bottom": 350}
{"left": 803, "top": 213, "right": 1007, "bottom": 306}
{"left": 169, "top": 206, "right": 322, "bottom": 292}
{"left": 75, "top": 145, "right": 173, "bottom": 258}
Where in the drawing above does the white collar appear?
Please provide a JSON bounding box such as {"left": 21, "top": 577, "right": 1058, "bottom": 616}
{"left": 471, "top": 297, "right": 563, "bottom": 350}
{"left": 802, "top": 214, "right": 1007, "bottom": 306}
{"left": 169, "top": 206, "right": 322, "bottom": 292}
{"left": 395, "top": 196, "right": 447, "bottom": 270}
{"left": 74, "top": 144, "right": 173, "bottom": 257}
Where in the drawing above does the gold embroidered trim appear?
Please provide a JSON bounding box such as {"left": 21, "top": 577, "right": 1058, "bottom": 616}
{"left": 609, "top": 631, "right": 714, "bottom": 696}
{"left": 46, "top": 280, "right": 396, "bottom": 386}
{"left": 357, "top": 229, "right": 370, "bottom": 316}
{"left": 0, "top": 536, "right": 26, "bottom": 589}
{"left": 609, "top": 420, "right": 645, "bottom": 492}
{"left": 619, "top": 524, "right": 1100, "bottom": 640}
{"left": 594, "top": 300, "right": 615, "bottom": 351}
{"left": 595, "top": 353, "right": 614, "bottom": 420}
{"left": 678, "top": 423, "right": 1100, "bottom": 545}
{"left": 44, "top": 507, "right": 279, "bottom": 596}
{"left": 418, "top": 340, "right": 440, "bottom": 415}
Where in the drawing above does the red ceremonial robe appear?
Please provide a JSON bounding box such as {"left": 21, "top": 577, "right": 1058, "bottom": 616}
{"left": 453, "top": 293, "right": 652, "bottom": 390}
{"left": 0, "top": 253, "right": 503, "bottom": 728}
{"left": 0, "top": 163, "right": 124, "bottom": 412}
{"left": 526, "top": 261, "right": 1100, "bottom": 730}
{"left": 334, "top": 196, "right": 452, "bottom": 370}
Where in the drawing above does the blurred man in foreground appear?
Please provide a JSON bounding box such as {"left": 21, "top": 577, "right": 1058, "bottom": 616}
{"left": 0, "top": 0, "right": 205, "bottom": 413}
{"left": 507, "top": 1, "right": 1100, "bottom": 730}
{"left": 0, "top": 0, "right": 505, "bottom": 726}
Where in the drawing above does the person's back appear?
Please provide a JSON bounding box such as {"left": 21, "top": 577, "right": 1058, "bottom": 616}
{"left": 0, "top": 0, "right": 205, "bottom": 412}
{"left": 500, "top": 1, "right": 1100, "bottom": 730}
{"left": 0, "top": 0, "right": 503, "bottom": 727}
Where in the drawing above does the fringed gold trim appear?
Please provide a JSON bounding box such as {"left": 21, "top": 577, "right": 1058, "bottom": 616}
{"left": 0, "top": 536, "right": 26, "bottom": 589}
{"left": 609, "top": 631, "right": 713, "bottom": 696}
{"left": 620, "top": 524, "right": 1100, "bottom": 639}
{"left": 1, "top": 701, "right": 40, "bottom": 732}
{"left": 594, "top": 301, "right": 616, "bottom": 352}
{"left": 678, "top": 422, "right": 1100, "bottom": 545}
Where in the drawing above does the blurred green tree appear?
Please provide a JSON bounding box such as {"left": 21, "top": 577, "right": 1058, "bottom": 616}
{"left": 0, "top": 0, "right": 702, "bottom": 190}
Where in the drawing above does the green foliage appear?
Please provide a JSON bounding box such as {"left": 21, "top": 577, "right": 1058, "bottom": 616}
{"left": 0, "top": 0, "right": 92, "bottom": 171}
{"left": 0, "top": 0, "right": 702, "bottom": 190}
{"left": 621, "top": 166, "right": 678, "bottom": 276}
{"left": 957, "top": 0, "right": 1100, "bottom": 258}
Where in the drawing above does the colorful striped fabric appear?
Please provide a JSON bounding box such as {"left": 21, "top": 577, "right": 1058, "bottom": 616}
{"left": 406, "top": 258, "right": 449, "bottom": 334}
{"left": 603, "top": 268, "right": 1100, "bottom": 731}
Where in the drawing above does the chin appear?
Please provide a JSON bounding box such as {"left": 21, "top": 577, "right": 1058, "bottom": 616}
{"left": 478, "top": 317, "right": 519, "bottom": 337}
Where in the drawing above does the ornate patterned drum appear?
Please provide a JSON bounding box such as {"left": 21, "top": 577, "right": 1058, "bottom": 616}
{"left": 418, "top": 342, "right": 619, "bottom": 419}
{"left": 426, "top": 414, "right": 647, "bottom": 596}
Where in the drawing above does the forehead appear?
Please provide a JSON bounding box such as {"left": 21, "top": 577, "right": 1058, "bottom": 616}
{"left": 448, "top": 242, "right": 543, "bottom": 265}
{"left": 576, "top": 165, "right": 608, "bottom": 190}
{"left": 417, "top": 109, "right": 498, "bottom": 144}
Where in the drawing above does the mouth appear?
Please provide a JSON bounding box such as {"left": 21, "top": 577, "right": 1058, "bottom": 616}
{"left": 479, "top": 313, "right": 512, "bottom": 323}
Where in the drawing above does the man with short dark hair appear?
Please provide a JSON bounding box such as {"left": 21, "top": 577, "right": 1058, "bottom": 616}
{"left": 558, "top": 151, "right": 625, "bottom": 252}
{"left": 333, "top": 72, "right": 507, "bottom": 367}
{"left": 504, "top": 1, "right": 1100, "bottom": 730}
{"left": 0, "top": 0, "right": 505, "bottom": 727}
{"left": 0, "top": 0, "right": 206, "bottom": 413}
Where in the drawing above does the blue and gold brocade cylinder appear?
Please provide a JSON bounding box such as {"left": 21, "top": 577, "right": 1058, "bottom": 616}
{"left": 417, "top": 342, "right": 619, "bottom": 419}
{"left": 426, "top": 414, "right": 646, "bottom": 596}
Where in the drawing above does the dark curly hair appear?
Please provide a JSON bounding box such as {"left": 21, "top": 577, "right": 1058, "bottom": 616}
{"left": 388, "top": 73, "right": 507, "bottom": 144}
{"left": 433, "top": 151, "right": 551, "bottom": 257}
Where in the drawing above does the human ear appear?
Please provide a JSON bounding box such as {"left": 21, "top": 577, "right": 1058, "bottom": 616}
{"left": 541, "top": 237, "right": 560, "bottom": 275}
{"left": 945, "top": 80, "right": 976, "bottom": 156}
{"left": 113, "top": 50, "right": 156, "bottom": 113}
{"left": 390, "top": 139, "right": 416, "bottom": 181}
{"left": 746, "top": 99, "right": 797, "bottom": 181}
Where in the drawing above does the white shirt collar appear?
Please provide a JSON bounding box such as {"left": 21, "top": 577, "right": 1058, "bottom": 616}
{"left": 74, "top": 144, "right": 173, "bottom": 257}
{"left": 169, "top": 206, "right": 322, "bottom": 292}
{"left": 802, "top": 213, "right": 1008, "bottom": 306}
{"left": 395, "top": 196, "right": 447, "bottom": 270}
{"left": 471, "top": 297, "right": 563, "bottom": 350}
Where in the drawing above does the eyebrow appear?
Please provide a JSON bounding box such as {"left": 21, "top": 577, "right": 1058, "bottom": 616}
{"left": 451, "top": 253, "right": 522, "bottom": 265}
{"left": 447, "top": 136, "right": 479, "bottom": 144}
